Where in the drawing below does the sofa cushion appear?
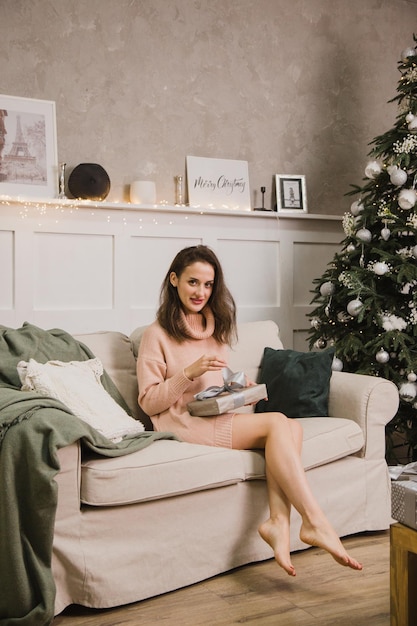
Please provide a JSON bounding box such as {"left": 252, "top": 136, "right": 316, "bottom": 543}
{"left": 256, "top": 347, "right": 335, "bottom": 418}
{"left": 80, "top": 417, "right": 364, "bottom": 506}
{"left": 228, "top": 320, "right": 284, "bottom": 384}
{"left": 300, "top": 417, "right": 364, "bottom": 470}
{"left": 17, "top": 357, "right": 145, "bottom": 442}
{"left": 80, "top": 440, "right": 260, "bottom": 506}
{"left": 74, "top": 330, "right": 153, "bottom": 429}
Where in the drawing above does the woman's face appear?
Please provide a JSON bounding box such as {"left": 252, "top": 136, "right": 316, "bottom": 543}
{"left": 170, "top": 261, "right": 215, "bottom": 315}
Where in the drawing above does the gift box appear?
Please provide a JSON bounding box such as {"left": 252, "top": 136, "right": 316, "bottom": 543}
{"left": 391, "top": 479, "right": 417, "bottom": 530}
{"left": 187, "top": 384, "right": 267, "bottom": 417}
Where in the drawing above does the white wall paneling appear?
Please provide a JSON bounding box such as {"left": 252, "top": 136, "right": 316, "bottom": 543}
{"left": 0, "top": 199, "right": 343, "bottom": 349}
{"left": 0, "top": 230, "right": 14, "bottom": 310}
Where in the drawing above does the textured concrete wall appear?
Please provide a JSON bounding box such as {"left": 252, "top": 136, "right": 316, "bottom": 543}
{"left": 1, "top": 0, "right": 416, "bottom": 211}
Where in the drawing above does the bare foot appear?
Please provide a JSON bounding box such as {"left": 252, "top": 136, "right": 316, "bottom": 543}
{"left": 259, "top": 518, "right": 296, "bottom": 576}
{"left": 299, "top": 520, "right": 362, "bottom": 571}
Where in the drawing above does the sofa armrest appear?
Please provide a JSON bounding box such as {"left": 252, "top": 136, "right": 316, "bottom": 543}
{"left": 52, "top": 442, "right": 85, "bottom": 613}
{"left": 328, "top": 371, "right": 399, "bottom": 460}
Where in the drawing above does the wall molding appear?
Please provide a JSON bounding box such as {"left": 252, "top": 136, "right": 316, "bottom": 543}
{"left": 0, "top": 197, "right": 343, "bottom": 349}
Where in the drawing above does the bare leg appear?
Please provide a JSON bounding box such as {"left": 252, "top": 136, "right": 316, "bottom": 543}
{"left": 258, "top": 466, "right": 295, "bottom": 576}
{"left": 258, "top": 418, "right": 302, "bottom": 575}
{"left": 232, "top": 412, "right": 362, "bottom": 575}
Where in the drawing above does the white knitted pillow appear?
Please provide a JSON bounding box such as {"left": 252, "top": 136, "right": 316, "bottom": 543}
{"left": 17, "top": 357, "right": 144, "bottom": 443}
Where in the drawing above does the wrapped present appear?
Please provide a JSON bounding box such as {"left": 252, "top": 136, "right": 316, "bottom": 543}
{"left": 187, "top": 368, "right": 267, "bottom": 417}
{"left": 391, "top": 479, "right": 417, "bottom": 530}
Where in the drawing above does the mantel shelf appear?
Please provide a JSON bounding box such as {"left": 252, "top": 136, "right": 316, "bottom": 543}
{"left": 0, "top": 195, "right": 341, "bottom": 221}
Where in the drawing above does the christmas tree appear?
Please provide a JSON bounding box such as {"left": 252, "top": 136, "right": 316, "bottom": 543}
{"left": 308, "top": 35, "right": 417, "bottom": 464}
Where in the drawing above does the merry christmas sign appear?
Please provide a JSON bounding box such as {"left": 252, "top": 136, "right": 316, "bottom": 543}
{"left": 186, "top": 156, "right": 251, "bottom": 210}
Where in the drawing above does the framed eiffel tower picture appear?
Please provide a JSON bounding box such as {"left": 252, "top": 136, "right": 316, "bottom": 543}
{"left": 0, "top": 94, "right": 58, "bottom": 199}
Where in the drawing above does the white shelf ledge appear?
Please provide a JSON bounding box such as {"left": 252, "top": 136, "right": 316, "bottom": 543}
{"left": 0, "top": 195, "right": 341, "bottom": 221}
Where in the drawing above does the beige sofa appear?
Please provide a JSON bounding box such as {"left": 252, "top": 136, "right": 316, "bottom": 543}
{"left": 52, "top": 320, "right": 399, "bottom": 616}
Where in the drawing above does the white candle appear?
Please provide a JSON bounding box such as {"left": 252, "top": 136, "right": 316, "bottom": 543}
{"left": 130, "top": 181, "right": 156, "bottom": 204}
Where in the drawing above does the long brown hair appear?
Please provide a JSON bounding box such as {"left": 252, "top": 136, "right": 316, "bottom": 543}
{"left": 157, "top": 245, "right": 237, "bottom": 344}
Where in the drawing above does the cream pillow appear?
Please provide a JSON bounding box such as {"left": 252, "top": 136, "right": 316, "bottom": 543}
{"left": 17, "top": 357, "right": 145, "bottom": 443}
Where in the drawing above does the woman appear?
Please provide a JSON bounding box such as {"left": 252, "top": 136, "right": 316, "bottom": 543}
{"left": 137, "top": 245, "right": 362, "bottom": 576}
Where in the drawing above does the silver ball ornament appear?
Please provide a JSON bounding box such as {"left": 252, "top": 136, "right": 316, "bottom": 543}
{"left": 346, "top": 243, "right": 356, "bottom": 253}
{"left": 314, "top": 338, "right": 327, "bottom": 349}
{"left": 401, "top": 47, "right": 417, "bottom": 61}
{"left": 373, "top": 261, "right": 389, "bottom": 276}
{"left": 389, "top": 166, "right": 408, "bottom": 187}
{"left": 375, "top": 348, "right": 390, "bottom": 364}
{"left": 356, "top": 228, "right": 372, "bottom": 243}
{"left": 347, "top": 299, "right": 363, "bottom": 317}
{"left": 320, "top": 281, "right": 335, "bottom": 297}
{"left": 408, "top": 372, "right": 417, "bottom": 383}
{"left": 365, "top": 160, "right": 382, "bottom": 179}
{"left": 350, "top": 200, "right": 364, "bottom": 216}
{"left": 310, "top": 318, "right": 321, "bottom": 330}
{"left": 398, "top": 188, "right": 417, "bottom": 210}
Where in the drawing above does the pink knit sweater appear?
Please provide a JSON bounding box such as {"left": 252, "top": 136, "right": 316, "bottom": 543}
{"left": 137, "top": 309, "right": 234, "bottom": 448}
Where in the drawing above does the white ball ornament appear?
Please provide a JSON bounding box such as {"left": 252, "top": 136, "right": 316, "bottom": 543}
{"left": 389, "top": 166, "right": 408, "bottom": 186}
{"left": 356, "top": 228, "right": 372, "bottom": 242}
{"left": 399, "top": 382, "right": 417, "bottom": 402}
{"left": 346, "top": 243, "right": 356, "bottom": 253}
{"left": 373, "top": 261, "right": 389, "bottom": 276}
{"left": 401, "top": 47, "right": 417, "bottom": 61}
{"left": 406, "top": 113, "right": 417, "bottom": 132}
{"left": 398, "top": 188, "right": 417, "bottom": 210}
{"left": 332, "top": 357, "right": 343, "bottom": 371}
{"left": 350, "top": 200, "right": 364, "bottom": 216}
{"left": 310, "top": 318, "right": 321, "bottom": 330}
{"left": 376, "top": 348, "right": 390, "bottom": 364}
{"left": 380, "top": 227, "right": 391, "bottom": 241}
{"left": 365, "top": 160, "right": 382, "bottom": 179}
{"left": 408, "top": 372, "right": 417, "bottom": 383}
{"left": 320, "top": 281, "right": 335, "bottom": 297}
{"left": 347, "top": 299, "right": 363, "bottom": 317}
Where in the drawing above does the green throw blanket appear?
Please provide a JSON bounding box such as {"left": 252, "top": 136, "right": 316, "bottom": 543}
{"left": 0, "top": 323, "right": 178, "bottom": 626}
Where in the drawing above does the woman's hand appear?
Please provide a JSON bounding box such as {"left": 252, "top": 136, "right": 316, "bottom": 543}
{"left": 184, "top": 354, "right": 228, "bottom": 381}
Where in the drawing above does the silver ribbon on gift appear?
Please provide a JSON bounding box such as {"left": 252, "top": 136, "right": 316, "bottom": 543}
{"left": 193, "top": 367, "right": 246, "bottom": 401}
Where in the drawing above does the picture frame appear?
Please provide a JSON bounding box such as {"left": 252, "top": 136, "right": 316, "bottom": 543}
{"left": 275, "top": 174, "right": 307, "bottom": 213}
{"left": 0, "top": 94, "right": 58, "bottom": 198}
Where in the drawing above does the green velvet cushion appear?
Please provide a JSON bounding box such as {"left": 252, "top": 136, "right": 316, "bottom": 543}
{"left": 255, "top": 347, "right": 335, "bottom": 418}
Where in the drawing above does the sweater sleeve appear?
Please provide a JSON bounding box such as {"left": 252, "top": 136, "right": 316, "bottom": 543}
{"left": 137, "top": 325, "right": 192, "bottom": 417}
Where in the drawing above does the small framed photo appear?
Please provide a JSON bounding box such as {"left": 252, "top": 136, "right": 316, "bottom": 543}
{"left": 275, "top": 174, "right": 307, "bottom": 213}
{"left": 0, "top": 94, "right": 58, "bottom": 198}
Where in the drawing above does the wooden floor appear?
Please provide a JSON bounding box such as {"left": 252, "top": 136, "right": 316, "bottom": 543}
{"left": 53, "top": 531, "right": 390, "bottom": 626}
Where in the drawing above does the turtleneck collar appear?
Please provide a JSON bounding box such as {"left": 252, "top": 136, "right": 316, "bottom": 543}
{"left": 179, "top": 306, "right": 215, "bottom": 340}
